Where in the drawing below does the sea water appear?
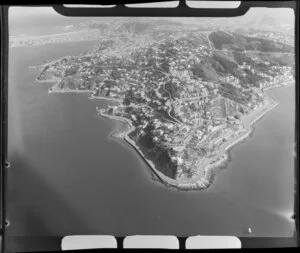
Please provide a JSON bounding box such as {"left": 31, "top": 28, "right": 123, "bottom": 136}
{"left": 7, "top": 42, "right": 295, "bottom": 238}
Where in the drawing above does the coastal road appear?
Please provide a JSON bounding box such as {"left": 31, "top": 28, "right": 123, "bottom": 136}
{"left": 176, "top": 95, "right": 208, "bottom": 102}
{"left": 206, "top": 32, "right": 214, "bottom": 50}
{"left": 98, "top": 94, "right": 278, "bottom": 190}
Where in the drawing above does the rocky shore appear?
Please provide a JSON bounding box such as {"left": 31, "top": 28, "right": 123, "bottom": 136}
{"left": 33, "top": 70, "right": 93, "bottom": 94}
{"left": 97, "top": 109, "right": 231, "bottom": 191}
{"left": 40, "top": 75, "right": 291, "bottom": 190}
{"left": 89, "top": 92, "right": 123, "bottom": 102}
{"left": 48, "top": 88, "right": 92, "bottom": 94}
{"left": 96, "top": 91, "right": 281, "bottom": 191}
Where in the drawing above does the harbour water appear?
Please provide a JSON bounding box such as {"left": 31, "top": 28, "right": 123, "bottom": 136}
{"left": 7, "top": 41, "right": 295, "bottom": 238}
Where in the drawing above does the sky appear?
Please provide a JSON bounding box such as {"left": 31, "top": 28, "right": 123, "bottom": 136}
{"left": 8, "top": 3, "right": 294, "bottom": 37}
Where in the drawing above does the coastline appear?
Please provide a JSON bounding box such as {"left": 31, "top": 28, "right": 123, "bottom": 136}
{"left": 98, "top": 108, "right": 227, "bottom": 190}
{"left": 30, "top": 54, "right": 77, "bottom": 70}
{"left": 32, "top": 71, "right": 124, "bottom": 99}
{"left": 96, "top": 85, "right": 285, "bottom": 191}
{"left": 262, "top": 80, "right": 294, "bottom": 91}
{"left": 188, "top": 97, "right": 279, "bottom": 189}
{"left": 97, "top": 109, "right": 171, "bottom": 186}
{"left": 48, "top": 88, "right": 92, "bottom": 94}
{"left": 40, "top": 72, "right": 294, "bottom": 190}
{"left": 9, "top": 29, "right": 100, "bottom": 48}
{"left": 224, "top": 99, "right": 278, "bottom": 153}
{"left": 89, "top": 93, "right": 123, "bottom": 102}
{"left": 34, "top": 75, "right": 94, "bottom": 94}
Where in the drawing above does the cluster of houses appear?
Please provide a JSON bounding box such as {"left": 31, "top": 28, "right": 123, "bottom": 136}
{"left": 258, "top": 66, "right": 294, "bottom": 89}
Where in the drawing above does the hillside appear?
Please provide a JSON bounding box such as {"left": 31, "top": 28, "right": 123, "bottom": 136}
{"left": 117, "top": 22, "right": 153, "bottom": 34}
{"left": 209, "top": 31, "right": 294, "bottom": 53}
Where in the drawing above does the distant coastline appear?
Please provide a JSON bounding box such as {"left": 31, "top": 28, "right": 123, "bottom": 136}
{"left": 9, "top": 29, "right": 99, "bottom": 48}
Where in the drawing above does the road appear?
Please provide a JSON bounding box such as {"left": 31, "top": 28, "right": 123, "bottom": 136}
{"left": 176, "top": 95, "right": 208, "bottom": 102}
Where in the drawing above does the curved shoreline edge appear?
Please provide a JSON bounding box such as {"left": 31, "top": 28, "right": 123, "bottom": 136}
{"left": 97, "top": 97, "right": 278, "bottom": 191}
{"left": 97, "top": 109, "right": 208, "bottom": 190}
{"left": 38, "top": 72, "right": 293, "bottom": 190}
{"left": 89, "top": 93, "right": 123, "bottom": 102}
{"left": 34, "top": 76, "right": 94, "bottom": 94}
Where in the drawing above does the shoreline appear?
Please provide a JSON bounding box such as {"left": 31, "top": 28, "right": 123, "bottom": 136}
{"left": 34, "top": 75, "right": 94, "bottom": 94}
{"left": 224, "top": 99, "right": 278, "bottom": 153}
{"left": 28, "top": 47, "right": 100, "bottom": 72}
{"left": 262, "top": 80, "right": 294, "bottom": 92}
{"left": 48, "top": 88, "right": 92, "bottom": 94}
{"left": 96, "top": 84, "right": 287, "bottom": 191}
{"left": 192, "top": 97, "right": 279, "bottom": 188}
{"left": 98, "top": 108, "right": 228, "bottom": 190}
{"left": 34, "top": 74, "right": 125, "bottom": 100}
{"left": 97, "top": 109, "right": 173, "bottom": 187}
{"left": 9, "top": 29, "right": 100, "bottom": 48}
{"left": 89, "top": 93, "right": 123, "bottom": 102}
{"left": 41, "top": 73, "right": 294, "bottom": 190}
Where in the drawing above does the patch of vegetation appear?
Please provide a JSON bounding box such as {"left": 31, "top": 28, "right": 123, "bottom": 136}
{"left": 209, "top": 31, "right": 294, "bottom": 53}
{"left": 212, "top": 51, "right": 238, "bottom": 74}
{"left": 190, "top": 62, "right": 219, "bottom": 82}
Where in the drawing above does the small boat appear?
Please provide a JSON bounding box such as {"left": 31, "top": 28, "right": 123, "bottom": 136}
{"left": 248, "top": 227, "right": 252, "bottom": 234}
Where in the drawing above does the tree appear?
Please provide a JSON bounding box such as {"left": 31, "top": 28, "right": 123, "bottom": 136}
{"left": 239, "top": 107, "right": 244, "bottom": 114}
{"left": 108, "top": 107, "right": 114, "bottom": 114}
{"left": 124, "top": 89, "right": 135, "bottom": 106}
{"left": 111, "top": 67, "right": 121, "bottom": 79}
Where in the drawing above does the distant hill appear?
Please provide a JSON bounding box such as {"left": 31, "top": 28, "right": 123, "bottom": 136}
{"left": 209, "top": 31, "right": 294, "bottom": 53}
{"left": 181, "top": 32, "right": 209, "bottom": 48}
{"left": 87, "top": 22, "right": 109, "bottom": 30}
{"left": 151, "top": 18, "right": 184, "bottom": 27}
{"left": 117, "top": 22, "right": 153, "bottom": 34}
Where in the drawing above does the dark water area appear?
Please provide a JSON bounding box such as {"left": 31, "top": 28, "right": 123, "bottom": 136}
{"left": 7, "top": 42, "right": 295, "bottom": 239}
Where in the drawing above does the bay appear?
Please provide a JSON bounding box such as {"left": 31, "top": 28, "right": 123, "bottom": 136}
{"left": 7, "top": 41, "right": 295, "bottom": 238}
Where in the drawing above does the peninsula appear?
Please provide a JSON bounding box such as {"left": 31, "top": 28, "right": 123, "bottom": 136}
{"left": 33, "top": 19, "right": 295, "bottom": 190}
